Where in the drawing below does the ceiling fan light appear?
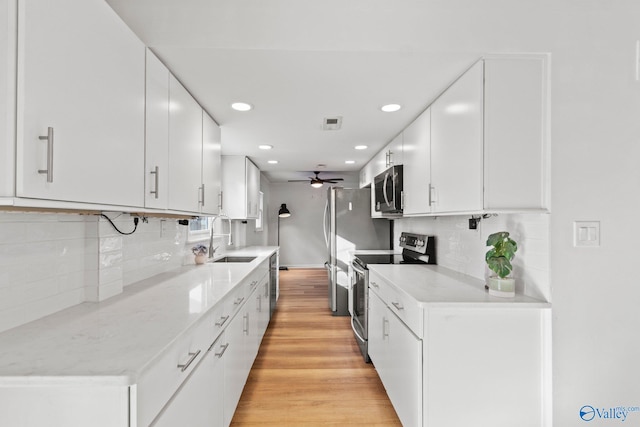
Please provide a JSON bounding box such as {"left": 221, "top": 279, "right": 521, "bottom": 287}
{"left": 311, "top": 180, "right": 323, "bottom": 188}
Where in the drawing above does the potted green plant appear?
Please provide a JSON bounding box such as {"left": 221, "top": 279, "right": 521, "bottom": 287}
{"left": 485, "top": 231, "right": 517, "bottom": 297}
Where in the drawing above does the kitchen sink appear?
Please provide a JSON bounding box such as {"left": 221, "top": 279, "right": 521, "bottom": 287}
{"left": 211, "top": 256, "right": 256, "bottom": 263}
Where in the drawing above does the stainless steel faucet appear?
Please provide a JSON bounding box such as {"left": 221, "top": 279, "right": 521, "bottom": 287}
{"left": 209, "top": 214, "right": 232, "bottom": 257}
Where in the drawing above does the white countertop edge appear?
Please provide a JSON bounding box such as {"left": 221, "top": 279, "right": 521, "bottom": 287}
{"left": 0, "top": 375, "right": 132, "bottom": 387}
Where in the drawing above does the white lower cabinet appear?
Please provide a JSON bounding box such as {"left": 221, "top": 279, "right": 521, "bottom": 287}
{"left": 368, "top": 270, "right": 550, "bottom": 427}
{"left": 369, "top": 290, "right": 422, "bottom": 427}
{"left": 152, "top": 332, "right": 226, "bottom": 427}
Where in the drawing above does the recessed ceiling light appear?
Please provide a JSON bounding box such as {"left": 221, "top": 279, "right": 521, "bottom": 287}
{"left": 259, "top": 144, "right": 273, "bottom": 150}
{"left": 267, "top": 160, "right": 278, "bottom": 164}
{"left": 231, "top": 102, "right": 253, "bottom": 111}
{"left": 345, "top": 160, "right": 355, "bottom": 164}
{"left": 381, "top": 104, "right": 401, "bottom": 112}
{"left": 355, "top": 145, "right": 368, "bottom": 150}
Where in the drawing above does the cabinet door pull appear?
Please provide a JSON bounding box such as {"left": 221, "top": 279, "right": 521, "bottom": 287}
{"left": 391, "top": 301, "right": 404, "bottom": 311}
{"left": 382, "top": 317, "right": 389, "bottom": 339}
{"left": 38, "top": 127, "right": 54, "bottom": 183}
{"left": 370, "top": 281, "right": 379, "bottom": 289}
{"left": 201, "top": 184, "right": 205, "bottom": 206}
{"left": 214, "top": 343, "right": 229, "bottom": 358}
{"left": 150, "top": 166, "right": 159, "bottom": 198}
{"left": 243, "top": 313, "right": 249, "bottom": 334}
{"left": 219, "top": 191, "right": 223, "bottom": 211}
{"left": 215, "top": 315, "right": 230, "bottom": 327}
{"left": 177, "top": 350, "right": 201, "bottom": 372}
{"left": 257, "top": 294, "right": 262, "bottom": 312}
{"left": 234, "top": 297, "right": 245, "bottom": 306}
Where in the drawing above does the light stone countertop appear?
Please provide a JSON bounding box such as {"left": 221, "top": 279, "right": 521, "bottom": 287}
{"left": 368, "top": 264, "right": 550, "bottom": 308}
{"left": 0, "top": 246, "right": 278, "bottom": 386}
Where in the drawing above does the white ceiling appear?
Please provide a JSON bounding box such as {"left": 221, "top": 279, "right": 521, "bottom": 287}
{"left": 105, "top": 0, "right": 556, "bottom": 182}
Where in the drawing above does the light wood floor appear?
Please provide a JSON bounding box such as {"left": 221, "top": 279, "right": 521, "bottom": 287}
{"left": 230, "top": 268, "right": 402, "bottom": 427}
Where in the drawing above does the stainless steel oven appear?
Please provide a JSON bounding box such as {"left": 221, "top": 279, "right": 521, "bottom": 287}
{"left": 349, "top": 232, "right": 436, "bottom": 362}
{"left": 350, "top": 258, "right": 369, "bottom": 362}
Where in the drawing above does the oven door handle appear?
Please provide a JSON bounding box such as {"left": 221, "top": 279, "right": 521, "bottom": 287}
{"left": 350, "top": 315, "right": 366, "bottom": 344}
{"left": 351, "top": 260, "right": 367, "bottom": 277}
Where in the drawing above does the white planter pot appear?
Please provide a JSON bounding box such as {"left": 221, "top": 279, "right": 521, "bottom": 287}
{"left": 487, "top": 277, "right": 515, "bottom": 298}
{"left": 194, "top": 254, "right": 207, "bottom": 265}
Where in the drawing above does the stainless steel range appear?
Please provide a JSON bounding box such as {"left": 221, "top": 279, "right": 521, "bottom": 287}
{"left": 349, "top": 232, "right": 436, "bottom": 362}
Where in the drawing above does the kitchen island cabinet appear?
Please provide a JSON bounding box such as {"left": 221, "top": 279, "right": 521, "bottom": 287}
{"left": 0, "top": 246, "right": 278, "bottom": 427}
{"left": 15, "top": 0, "right": 145, "bottom": 207}
{"left": 368, "top": 266, "right": 551, "bottom": 427}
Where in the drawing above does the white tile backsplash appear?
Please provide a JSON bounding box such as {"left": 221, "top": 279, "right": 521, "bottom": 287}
{"left": 395, "top": 213, "right": 550, "bottom": 301}
{"left": 0, "top": 211, "right": 191, "bottom": 333}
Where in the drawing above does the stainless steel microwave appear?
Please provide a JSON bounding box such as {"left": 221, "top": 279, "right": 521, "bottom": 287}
{"left": 374, "top": 165, "right": 403, "bottom": 214}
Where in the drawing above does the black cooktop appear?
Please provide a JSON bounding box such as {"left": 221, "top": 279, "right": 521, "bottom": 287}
{"left": 354, "top": 252, "right": 430, "bottom": 266}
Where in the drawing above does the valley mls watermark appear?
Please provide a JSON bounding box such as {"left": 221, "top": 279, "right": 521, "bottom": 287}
{"left": 579, "top": 405, "right": 640, "bottom": 422}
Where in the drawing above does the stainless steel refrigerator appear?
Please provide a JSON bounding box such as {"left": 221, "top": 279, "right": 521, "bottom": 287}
{"left": 323, "top": 187, "right": 391, "bottom": 315}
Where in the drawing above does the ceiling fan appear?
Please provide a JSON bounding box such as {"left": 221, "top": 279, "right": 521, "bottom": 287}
{"left": 289, "top": 171, "right": 344, "bottom": 188}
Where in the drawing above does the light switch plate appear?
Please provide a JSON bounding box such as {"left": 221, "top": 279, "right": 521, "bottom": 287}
{"left": 573, "top": 221, "right": 600, "bottom": 247}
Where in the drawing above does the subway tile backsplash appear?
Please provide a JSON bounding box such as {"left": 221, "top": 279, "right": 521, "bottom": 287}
{"left": 0, "top": 212, "right": 190, "bottom": 333}
{"left": 395, "top": 213, "right": 550, "bottom": 301}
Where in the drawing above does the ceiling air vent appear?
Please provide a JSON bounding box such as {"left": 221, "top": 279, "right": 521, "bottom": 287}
{"left": 323, "top": 116, "right": 342, "bottom": 131}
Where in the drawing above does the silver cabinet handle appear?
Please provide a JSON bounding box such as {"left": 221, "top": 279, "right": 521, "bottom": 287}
{"left": 38, "top": 127, "right": 54, "bottom": 182}
{"left": 215, "top": 315, "right": 230, "bottom": 327}
{"left": 214, "top": 343, "right": 229, "bottom": 358}
{"left": 150, "top": 166, "right": 159, "bottom": 198}
{"left": 370, "top": 281, "right": 379, "bottom": 289}
{"left": 250, "top": 280, "right": 258, "bottom": 289}
{"left": 391, "top": 301, "right": 404, "bottom": 311}
{"left": 382, "top": 317, "right": 389, "bottom": 338}
{"left": 177, "top": 350, "right": 201, "bottom": 372}
{"left": 429, "top": 184, "right": 437, "bottom": 206}
{"left": 257, "top": 294, "right": 262, "bottom": 312}
{"left": 219, "top": 191, "right": 223, "bottom": 211}
{"left": 198, "top": 184, "right": 205, "bottom": 206}
{"left": 243, "top": 313, "right": 249, "bottom": 334}
{"left": 234, "top": 297, "right": 245, "bottom": 306}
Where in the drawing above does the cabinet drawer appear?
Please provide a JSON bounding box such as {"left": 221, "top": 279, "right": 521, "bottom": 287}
{"left": 369, "top": 272, "right": 423, "bottom": 338}
{"left": 136, "top": 313, "right": 213, "bottom": 427}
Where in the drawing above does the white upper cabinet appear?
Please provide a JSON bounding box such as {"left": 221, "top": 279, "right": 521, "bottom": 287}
{"left": 201, "top": 111, "right": 221, "bottom": 216}
{"left": 483, "top": 56, "right": 548, "bottom": 211}
{"left": 168, "top": 75, "right": 203, "bottom": 213}
{"left": 402, "top": 108, "right": 431, "bottom": 216}
{"left": 15, "top": 0, "right": 145, "bottom": 206}
{"left": 0, "top": 0, "right": 16, "bottom": 197}
{"left": 221, "top": 156, "right": 260, "bottom": 219}
{"left": 144, "top": 49, "right": 169, "bottom": 210}
{"left": 147, "top": 52, "right": 222, "bottom": 215}
{"left": 430, "top": 61, "right": 484, "bottom": 214}
{"left": 387, "top": 132, "right": 403, "bottom": 167}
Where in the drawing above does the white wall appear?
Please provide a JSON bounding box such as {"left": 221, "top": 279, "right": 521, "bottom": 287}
{"left": 268, "top": 176, "right": 360, "bottom": 267}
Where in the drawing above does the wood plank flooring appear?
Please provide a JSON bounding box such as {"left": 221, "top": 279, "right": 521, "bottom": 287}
{"left": 230, "top": 268, "right": 402, "bottom": 427}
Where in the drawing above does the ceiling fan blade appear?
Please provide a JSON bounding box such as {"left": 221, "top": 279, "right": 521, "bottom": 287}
{"left": 322, "top": 178, "right": 344, "bottom": 182}
{"left": 288, "top": 179, "right": 311, "bottom": 182}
